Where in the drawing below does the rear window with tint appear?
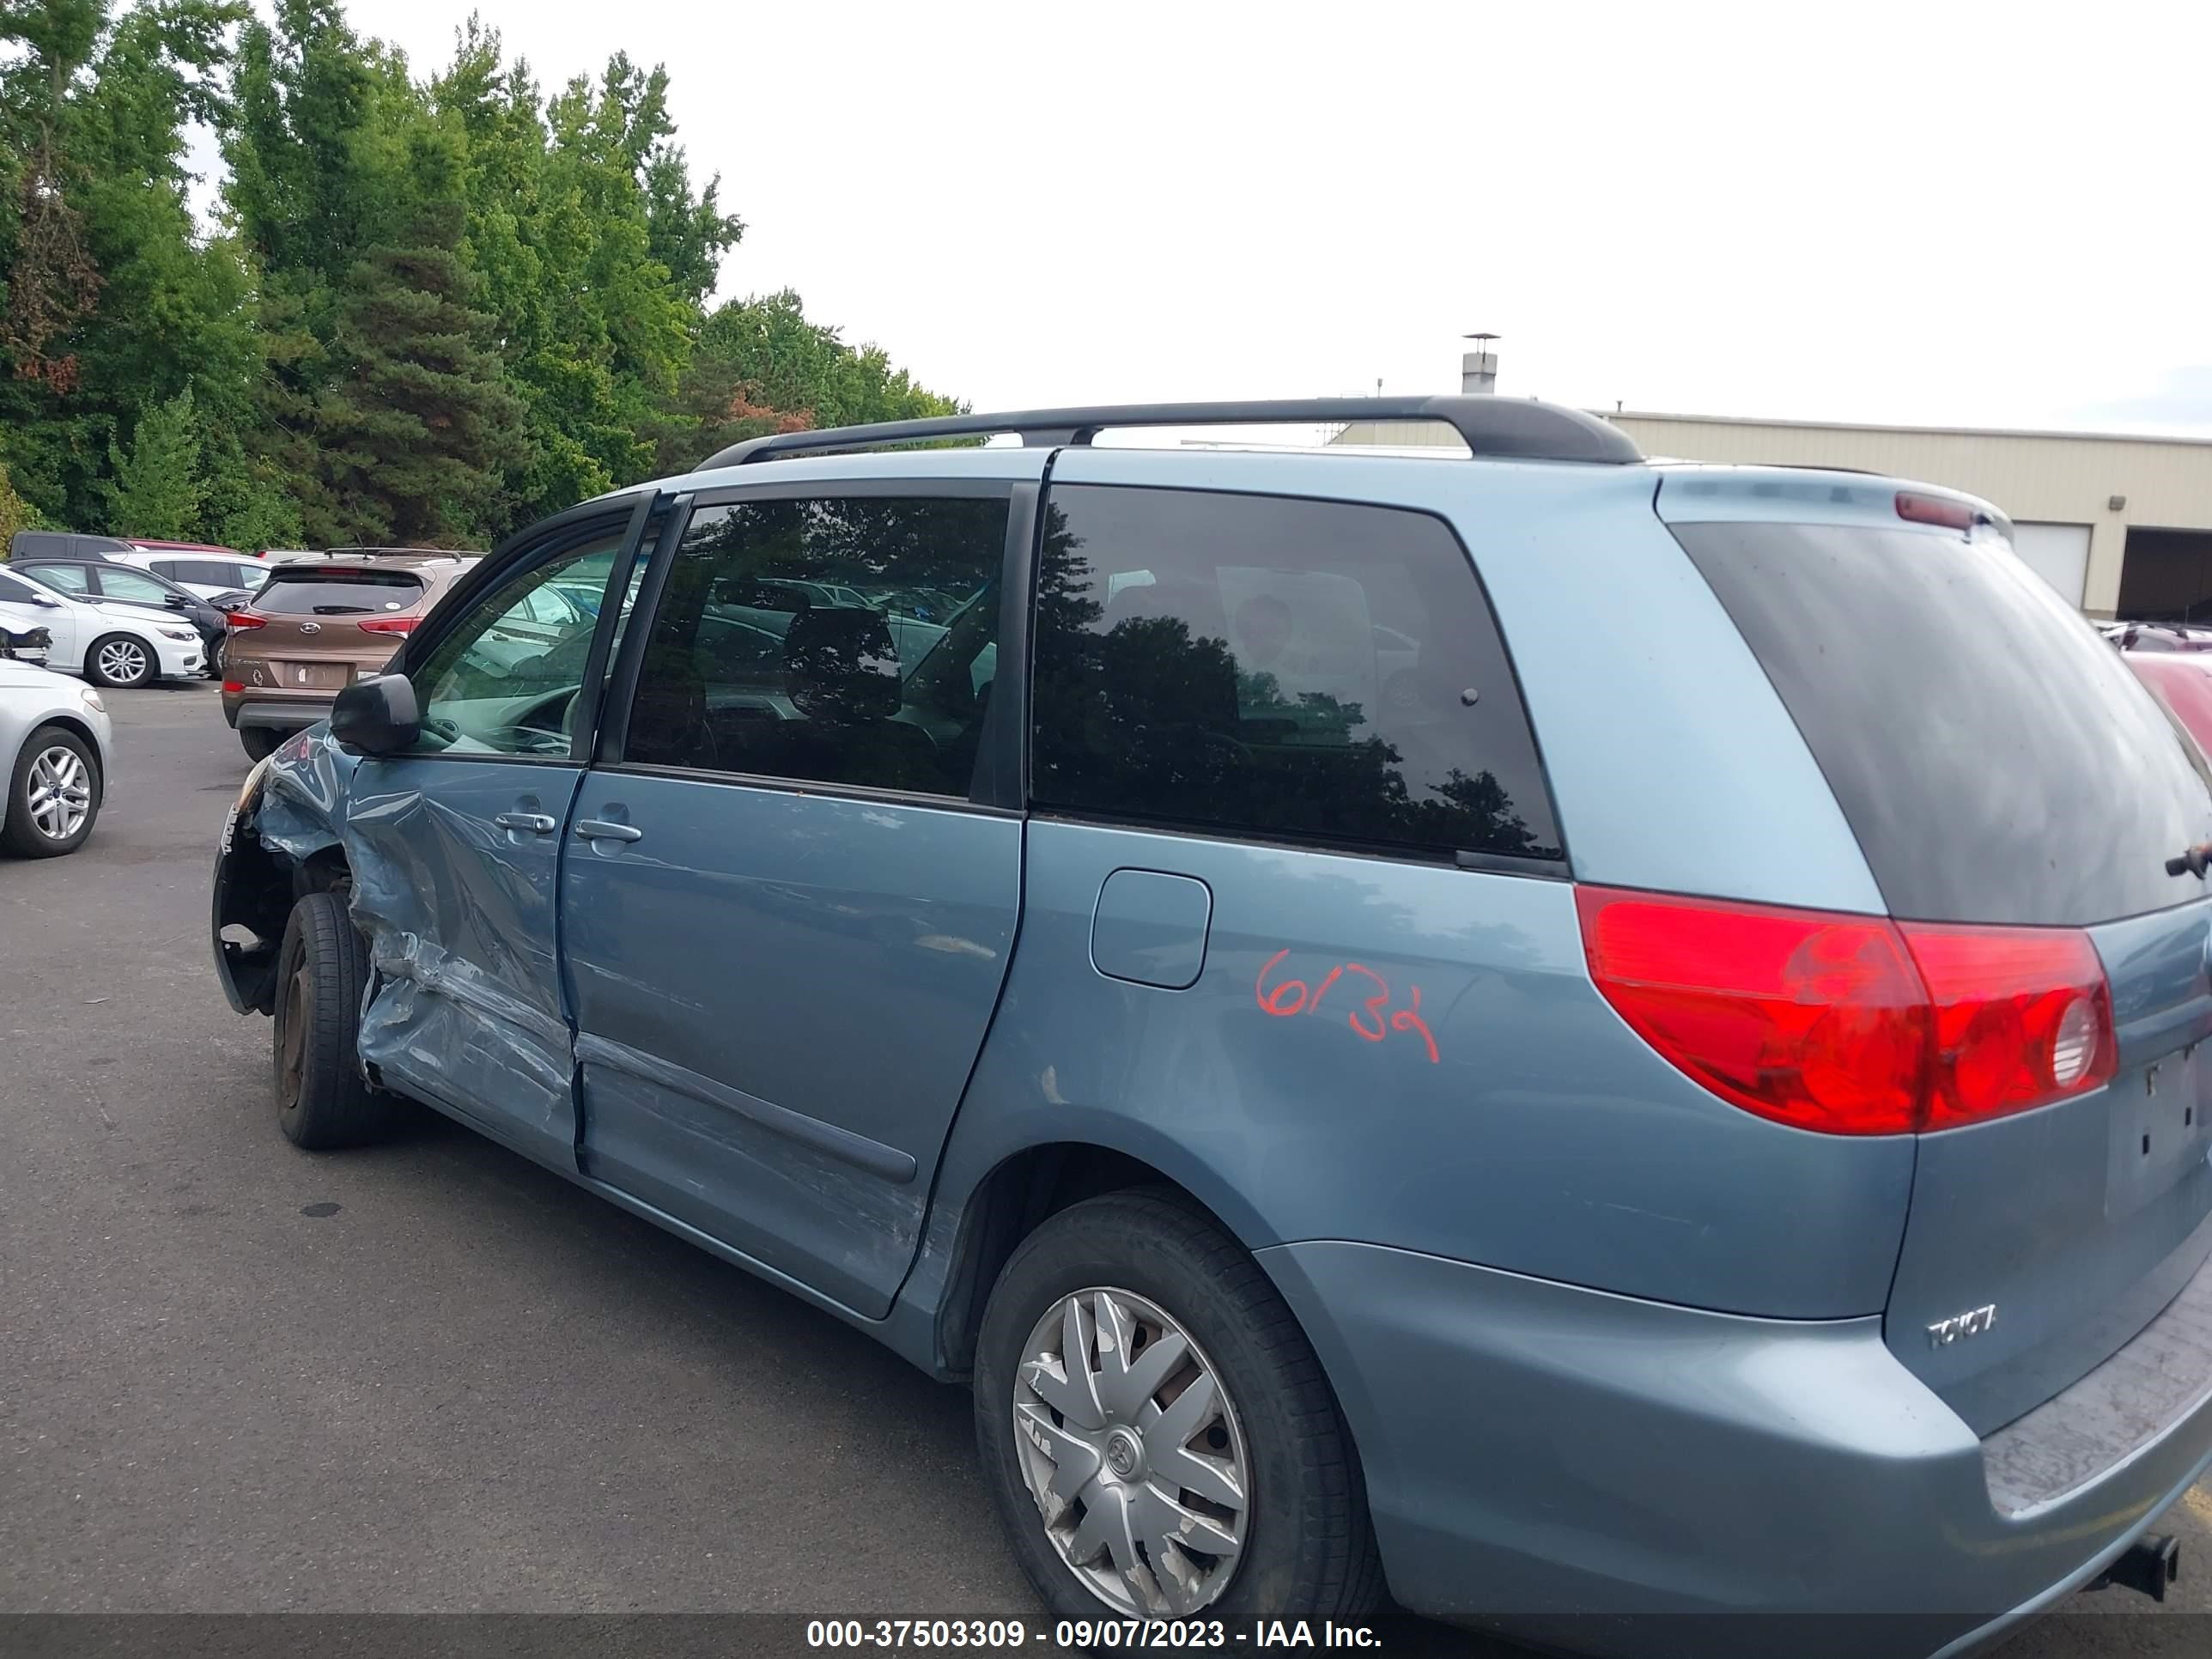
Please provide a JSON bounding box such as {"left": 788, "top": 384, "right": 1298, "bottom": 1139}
{"left": 1030, "top": 484, "right": 1562, "bottom": 862}
{"left": 256, "top": 572, "right": 423, "bottom": 616}
{"left": 1677, "top": 521, "right": 2212, "bottom": 926}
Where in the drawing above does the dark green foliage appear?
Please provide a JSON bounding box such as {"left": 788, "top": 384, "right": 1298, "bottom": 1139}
{"left": 106, "top": 383, "right": 202, "bottom": 536}
{"left": 0, "top": 0, "right": 957, "bottom": 549}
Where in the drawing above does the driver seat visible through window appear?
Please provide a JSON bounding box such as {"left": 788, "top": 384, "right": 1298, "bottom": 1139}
{"left": 621, "top": 493, "right": 1007, "bottom": 800}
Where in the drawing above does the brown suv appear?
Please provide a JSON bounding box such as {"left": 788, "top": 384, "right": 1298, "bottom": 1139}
{"left": 222, "top": 552, "right": 477, "bottom": 758}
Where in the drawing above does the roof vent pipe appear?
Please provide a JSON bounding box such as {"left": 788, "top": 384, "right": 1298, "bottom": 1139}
{"left": 1462, "top": 332, "right": 1500, "bottom": 395}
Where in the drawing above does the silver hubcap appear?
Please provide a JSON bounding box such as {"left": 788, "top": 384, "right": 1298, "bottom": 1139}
{"left": 1013, "top": 1286, "right": 1249, "bottom": 1618}
{"left": 25, "top": 745, "right": 91, "bottom": 840}
{"left": 97, "top": 640, "right": 146, "bottom": 682}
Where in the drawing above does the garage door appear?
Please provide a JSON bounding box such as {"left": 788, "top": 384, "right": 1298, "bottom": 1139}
{"left": 2010, "top": 522, "right": 2091, "bottom": 607}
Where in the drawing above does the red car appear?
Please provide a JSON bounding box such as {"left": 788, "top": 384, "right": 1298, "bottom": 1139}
{"left": 2122, "top": 648, "right": 2212, "bottom": 754}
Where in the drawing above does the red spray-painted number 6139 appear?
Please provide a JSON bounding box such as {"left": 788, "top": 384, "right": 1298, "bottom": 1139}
{"left": 1255, "top": 948, "right": 1440, "bottom": 1064}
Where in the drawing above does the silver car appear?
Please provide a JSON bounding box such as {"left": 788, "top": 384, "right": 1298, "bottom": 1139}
{"left": 1, "top": 658, "right": 112, "bottom": 856}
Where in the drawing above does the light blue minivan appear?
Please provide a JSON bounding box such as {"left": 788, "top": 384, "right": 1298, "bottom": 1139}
{"left": 212, "top": 398, "right": 2212, "bottom": 1655}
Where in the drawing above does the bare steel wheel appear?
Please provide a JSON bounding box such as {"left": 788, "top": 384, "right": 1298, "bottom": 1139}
{"left": 1014, "top": 1286, "right": 1250, "bottom": 1616}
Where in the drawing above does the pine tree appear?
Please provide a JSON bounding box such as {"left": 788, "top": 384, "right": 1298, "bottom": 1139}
{"left": 106, "top": 386, "right": 204, "bottom": 538}
{"left": 309, "top": 119, "right": 524, "bottom": 545}
{"left": 199, "top": 432, "right": 304, "bottom": 553}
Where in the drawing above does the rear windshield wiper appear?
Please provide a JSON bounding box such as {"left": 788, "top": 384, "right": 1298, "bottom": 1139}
{"left": 2165, "top": 842, "right": 2212, "bottom": 878}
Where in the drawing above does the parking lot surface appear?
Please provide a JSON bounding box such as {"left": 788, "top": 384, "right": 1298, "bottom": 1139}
{"left": 3, "top": 680, "right": 2209, "bottom": 1657}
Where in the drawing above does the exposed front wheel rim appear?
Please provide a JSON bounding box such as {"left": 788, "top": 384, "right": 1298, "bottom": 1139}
{"left": 1012, "top": 1286, "right": 1251, "bottom": 1618}
{"left": 96, "top": 640, "right": 148, "bottom": 683}
{"left": 24, "top": 745, "right": 91, "bottom": 840}
{"left": 276, "top": 961, "right": 307, "bottom": 1114}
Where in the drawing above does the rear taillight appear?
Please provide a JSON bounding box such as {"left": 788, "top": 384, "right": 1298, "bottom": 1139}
{"left": 1577, "top": 886, "right": 2116, "bottom": 1136}
{"left": 226, "top": 611, "right": 264, "bottom": 629}
{"left": 1900, "top": 923, "right": 2115, "bottom": 1128}
{"left": 356, "top": 617, "right": 416, "bottom": 635}
{"left": 1577, "top": 888, "right": 1928, "bottom": 1133}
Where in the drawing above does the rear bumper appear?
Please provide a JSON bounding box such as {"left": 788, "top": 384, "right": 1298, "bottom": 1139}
{"left": 225, "top": 696, "right": 331, "bottom": 733}
{"left": 1260, "top": 1239, "right": 2212, "bottom": 1659}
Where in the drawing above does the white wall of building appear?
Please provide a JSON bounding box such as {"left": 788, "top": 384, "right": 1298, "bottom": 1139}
{"left": 1334, "top": 411, "right": 2212, "bottom": 617}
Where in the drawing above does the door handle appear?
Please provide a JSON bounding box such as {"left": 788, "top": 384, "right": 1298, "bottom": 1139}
{"left": 493, "top": 812, "right": 558, "bottom": 835}
{"left": 574, "top": 819, "right": 642, "bottom": 842}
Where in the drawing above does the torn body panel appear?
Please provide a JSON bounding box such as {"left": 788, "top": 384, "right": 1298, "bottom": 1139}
{"left": 212, "top": 731, "right": 355, "bottom": 1014}
{"left": 342, "top": 756, "right": 586, "bottom": 1172}
{"left": 210, "top": 729, "right": 584, "bottom": 1173}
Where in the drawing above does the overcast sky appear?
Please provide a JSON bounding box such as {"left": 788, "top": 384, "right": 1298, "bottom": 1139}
{"left": 224, "top": 0, "right": 2212, "bottom": 434}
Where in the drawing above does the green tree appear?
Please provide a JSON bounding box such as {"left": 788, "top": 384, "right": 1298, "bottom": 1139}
{"left": 3, "top": 0, "right": 955, "bottom": 545}
{"left": 307, "top": 118, "right": 525, "bottom": 545}
{"left": 0, "top": 0, "right": 106, "bottom": 392}
{"left": 432, "top": 24, "right": 740, "bottom": 521}
{"left": 0, "top": 460, "right": 44, "bottom": 540}
{"left": 660, "top": 289, "right": 963, "bottom": 475}
{"left": 199, "top": 434, "right": 305, "bottom": 552}
{"left": 106, "top": 384, "right": 203, "bottom": 537}
{"left": 0, "top": 0, "right": 253, "bottom": 531}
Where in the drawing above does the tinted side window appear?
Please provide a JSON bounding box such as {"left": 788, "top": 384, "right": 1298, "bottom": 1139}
{"left": 1030, "top": 485, "right": 1562, "bottom": 861}
{"left": 0, "top": 572, "right": 41, "bottom": 603}
{"left": 625, "top": 495, "right": 1006, "bottom": 799}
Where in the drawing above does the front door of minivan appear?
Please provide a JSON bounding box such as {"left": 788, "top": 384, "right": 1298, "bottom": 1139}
{"left": 343, "top": 500, "right": 655, "bottom": 1172}
{"left": 562, "top": 472, "right": 1037, "bottom": 1318}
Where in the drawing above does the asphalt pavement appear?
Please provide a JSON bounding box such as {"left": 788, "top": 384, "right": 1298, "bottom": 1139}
{"left": 2, "top": 680, "right": 2208, "bottom": 1657}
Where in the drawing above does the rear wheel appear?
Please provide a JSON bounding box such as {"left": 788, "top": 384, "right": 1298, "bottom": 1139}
{"left": 271, "top": 890, "right": 398, "bottom": 1149}
{"left": 974, "top": 1190, "right": 1382, "bottom": 1626}
{"left": 85, "top": 633, "right": 154, "bottom": 689}
{"left": 239, "top": 727, "right": 283, "bottom": 762}
{"left": 2, "top": 726, "right": 100, "bottom": 857}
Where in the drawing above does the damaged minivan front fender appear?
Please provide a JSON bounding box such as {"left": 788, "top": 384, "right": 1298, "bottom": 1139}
{"left": 210, "top": 729, "right": 359, "bottom": 1015}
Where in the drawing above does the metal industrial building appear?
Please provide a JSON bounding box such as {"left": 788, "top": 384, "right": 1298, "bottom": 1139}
{"left": 1333, "top": 370, "right": 2212, "bottom": 620}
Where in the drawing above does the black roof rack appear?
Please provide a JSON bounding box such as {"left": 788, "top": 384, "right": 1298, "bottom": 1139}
{"left": 698, "top": 396, "right": 1644, "bottom": 471}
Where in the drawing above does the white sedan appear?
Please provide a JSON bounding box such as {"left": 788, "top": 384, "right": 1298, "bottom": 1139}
{"left": 0, "top": 655, "right": 112, "bottom": 856}
{"left": 107, "top": 548, "right": 274, "bottom": 603}
{"left": 0, "top": 565, "right": 204, "bottom": 687}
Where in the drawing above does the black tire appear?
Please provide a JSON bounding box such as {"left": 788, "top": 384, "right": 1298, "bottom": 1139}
{"left": 271, "top": 890, "right": 398, "bottom": 1149}
{"left": 975, "top": 1189, "right": 1382, "bottom": 1626}
{"left": 84, "top": 632, "right": 155, "bottom": 689}
{"left": 2, "top": 725, "right": 100, "bottom": 857}
{"left": 240, "top": 727, "right": 283, "bottom": 762}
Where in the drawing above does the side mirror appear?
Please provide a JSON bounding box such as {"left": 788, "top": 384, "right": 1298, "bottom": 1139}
{"left": 331, "top": 673, "right": 421, "bottom": 756}
{"left": 32, "top": 595, "right": 60, "bottom": 609}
